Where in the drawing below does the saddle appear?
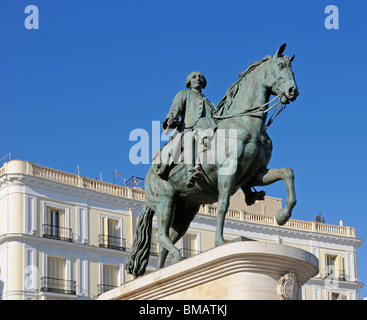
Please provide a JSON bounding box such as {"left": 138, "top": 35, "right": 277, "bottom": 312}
{"left": 152, "top": 129, "right": 214, "bottom": 180}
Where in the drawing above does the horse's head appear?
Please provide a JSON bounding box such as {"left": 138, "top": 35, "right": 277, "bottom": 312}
{"left": 264, "top": 43, "right": 299, "bottom": 104}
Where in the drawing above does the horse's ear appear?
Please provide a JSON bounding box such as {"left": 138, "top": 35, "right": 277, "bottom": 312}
{"left": 289, "top": 54, "right": 295, "bottom": 62}
{"left": 275, "top": 43, "right": 287, "bottom": 56}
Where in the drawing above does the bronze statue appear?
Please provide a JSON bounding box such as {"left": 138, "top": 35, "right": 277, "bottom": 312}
{"left": 161, "top": 71, "right": 217, "bottom": 187}
{"left": 126, "top": 44, "right": 299, "bottom": 278}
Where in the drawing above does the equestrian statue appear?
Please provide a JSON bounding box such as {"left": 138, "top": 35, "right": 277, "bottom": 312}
{"left": 126, "top": 43, "right": 299, "bottom": 277}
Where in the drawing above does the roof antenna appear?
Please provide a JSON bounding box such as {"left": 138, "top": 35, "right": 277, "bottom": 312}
{"left": 113, "top": 170, "right": 124, "bottom": 185}
{"left": 74, "top": 165, "right": 80, "bottom": 176}
{"left": 0, "top": 153, "right": 11, "bottom": 164}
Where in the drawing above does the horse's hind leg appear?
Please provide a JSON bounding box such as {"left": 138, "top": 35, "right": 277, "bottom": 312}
{"left": 156, "top": 197, "right": 182, "bottom": 265}
{"left": 158, "top": 205, "right": 199, "bottom": 269}
{"left": 215, "top": 174, "right": 237, "bottom": 246}
{"left": 251, "top": 167, "right": 296, "bottom": 225}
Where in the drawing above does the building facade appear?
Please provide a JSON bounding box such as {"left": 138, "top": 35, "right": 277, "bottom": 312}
{"left": 0, "top": 160, "right": 363, "bottom": 300}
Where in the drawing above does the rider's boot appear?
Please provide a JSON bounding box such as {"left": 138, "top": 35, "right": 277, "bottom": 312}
{"left": 242, "top": 186, "right": 266, "bottom": 206}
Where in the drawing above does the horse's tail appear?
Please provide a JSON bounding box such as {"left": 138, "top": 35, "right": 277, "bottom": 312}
{"left": 125, "top": 204, "right": 155, "bottom": 277}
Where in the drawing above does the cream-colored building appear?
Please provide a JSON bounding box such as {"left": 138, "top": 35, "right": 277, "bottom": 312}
{"left": 0, "top": 160, "right": 363, "bottom": 300}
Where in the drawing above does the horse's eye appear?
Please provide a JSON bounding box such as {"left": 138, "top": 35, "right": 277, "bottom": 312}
{"left": 278, "top": 63, "right": 284, "bottom": 70}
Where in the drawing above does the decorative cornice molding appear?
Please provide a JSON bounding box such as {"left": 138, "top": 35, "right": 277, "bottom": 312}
{"left": 0, "top": 232, "right": 132, "bottom": 257}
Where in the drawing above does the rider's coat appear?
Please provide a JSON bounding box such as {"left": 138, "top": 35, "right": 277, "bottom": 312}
{"left": 163, "top": 89, "right": 217, "bottom": 133}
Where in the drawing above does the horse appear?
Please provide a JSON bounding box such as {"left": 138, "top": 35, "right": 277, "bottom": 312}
{"left": 126, "top": 43, "right": 299, "bottom": 277}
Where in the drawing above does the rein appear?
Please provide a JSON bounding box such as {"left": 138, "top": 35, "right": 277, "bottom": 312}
{"left": 213, "top": 94, "right": 287, "bottom": 129}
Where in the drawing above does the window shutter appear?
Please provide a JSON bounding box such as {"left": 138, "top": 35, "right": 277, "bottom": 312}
{"left": 108, "top": 219, "right": 119, "bottom": 238}
{"left": 183, "top": 235, "right": 192, "bottom": 252}
{"left": 59, "top": 210, "right": 65, "bottom": 228}
{"left": 102, "top": 217, "right": 108, "bottom": 246}
{"left": 337, "top": 256, "right": 345, "bottom": 280}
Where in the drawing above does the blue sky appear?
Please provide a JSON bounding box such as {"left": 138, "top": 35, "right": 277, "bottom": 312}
{"left": 1, "top": 1, "right": 366, "bottom": 298}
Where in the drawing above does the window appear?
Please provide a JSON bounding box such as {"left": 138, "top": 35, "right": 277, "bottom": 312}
{"left": 325, "top": 254, "right": 345, "bottom": 280}
{"left": 41, "top": 257, "right": 76, "bottom": 295}
{"left": 43, "top": 207, "right": 72, "bottom": 242}
{"left": 181, "top": 234, "right": 199, "bottom": 258}
{"left": 48, "top": 209, "right": 63, "bottom": 237}
{"left": 48, "top": 256, "right": 65, "bottom": 280}
{"left": 99, "top": 217, "right": 126, "bottom": 250}
{"left": 98, "top": 264, "right": 119, "bottom": 296}
{"left": 326, "top": 255, "right": 336, "bottom": 277}
{"left": 328, "top": 292, "right": 346, "bottom": 300}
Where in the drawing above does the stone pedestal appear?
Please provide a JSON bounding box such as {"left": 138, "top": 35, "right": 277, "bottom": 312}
{"left": 98, "top": 241, "right": 318, "bottom": 300}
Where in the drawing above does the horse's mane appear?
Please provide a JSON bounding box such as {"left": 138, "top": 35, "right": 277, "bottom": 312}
{"left": 214, "top": 55, "right": 272, "bottom": 117}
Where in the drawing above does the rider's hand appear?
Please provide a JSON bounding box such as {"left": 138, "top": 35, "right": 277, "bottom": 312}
{"left": 167, "top": 118, "right": 178, "bottom": 128}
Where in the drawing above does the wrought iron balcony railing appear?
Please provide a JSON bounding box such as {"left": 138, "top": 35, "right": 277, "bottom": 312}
{"left": 97, "top": 284, "right": 118, "bottom": 296}
{"left": 149, "top": 243, "right": 200, "bottom": 259}
{"left": 40, "top": 277, "right": 76, "bottom": 295}
{"left": 98, "top": 234, "right": 127, "bottom": 251}
{"left": 322, "top": 268, "right": 347, "bottom": 281}
{"left": 42, "top": 224, "right": 73, "bottom": 242}
{"left": 180, "top": 248, "right": 201, "bottom": 259}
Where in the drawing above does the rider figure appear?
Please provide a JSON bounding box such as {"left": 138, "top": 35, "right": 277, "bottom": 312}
{"left": 162, "top": 71, "right": 217, "bottom": 187}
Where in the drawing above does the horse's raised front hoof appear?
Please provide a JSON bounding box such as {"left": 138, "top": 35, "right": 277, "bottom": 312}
{"left": 276, "top": 208, "right": 291, "bottom": 226}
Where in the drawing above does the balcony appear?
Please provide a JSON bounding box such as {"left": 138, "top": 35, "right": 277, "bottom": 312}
{"left": 42, "top": 224, "right": 73, "bottom": 242}
{"left": 322, "top": 268, "right": 347, "bottom": 281}
{"left": 40, "top": 277, "right": 76, "bottom": 295}
{"left": 98, "top": 235, "right": 127, "bottom": 251}
{"left": 180, "top": 248, "right": 201, "bottom": 259}
{"left": 97, "top": 284, "right": 118, "bottom": 296}
{"left": 149, "top": 243, "right": 200, "bottom": 259}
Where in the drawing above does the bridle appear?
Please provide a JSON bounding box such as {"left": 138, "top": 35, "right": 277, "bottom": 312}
{"left": 213, "top": 93, "right": 286, "bottom": 129}
{"left": 213, "top": 58, "right": 293, "bottom": 129}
